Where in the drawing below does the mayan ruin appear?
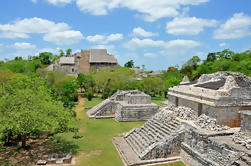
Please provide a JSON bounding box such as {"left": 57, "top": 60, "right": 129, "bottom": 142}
{"left": 113, "top": 72, "right": 251, "bottom": 166}
{"left": 1, "top": 1, "right": 250, "bottom": 166}
{"left": 47, "top": 49, "right": 118, "bottom": 75}
{"left": 87, "top": 90, "right": 159, "bottom": 121}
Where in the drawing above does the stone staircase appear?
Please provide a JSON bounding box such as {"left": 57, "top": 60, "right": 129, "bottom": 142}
{"left": 86, "top": 99, "right": 115, "bottom": 118}
{"left": 231, "top": 154, "right": 251, "bottom": 166}
{"left": 124, "top": 117, "right": 182, "bottom": 159}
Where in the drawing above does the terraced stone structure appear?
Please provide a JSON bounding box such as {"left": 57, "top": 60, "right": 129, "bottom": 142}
{"left": 168, "top": 71, "right": 251, "bottom": 127}
{"left": 86, "top": 90, "right": 159, "bottom": 121}
{"left": 113, "top": 72, "right": 251, "bottom": 166}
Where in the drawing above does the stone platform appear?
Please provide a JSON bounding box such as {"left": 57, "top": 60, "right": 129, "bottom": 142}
{"left": 87, "top": 90, "right": 159, "bottom": 122}
{"left": 112, "top": 137, "right": 181, "bottom": 166}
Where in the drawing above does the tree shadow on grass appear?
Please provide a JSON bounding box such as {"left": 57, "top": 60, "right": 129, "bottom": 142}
{"left": 47, "top": 135, "right": 79, "bottom": 154}
{"left": 0, "top": 134, "right": 79, "bottom": 166}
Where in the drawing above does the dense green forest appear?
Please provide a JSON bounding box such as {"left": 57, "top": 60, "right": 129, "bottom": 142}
{"left": 0, "top": 48, "right": 250, "bottom": 153}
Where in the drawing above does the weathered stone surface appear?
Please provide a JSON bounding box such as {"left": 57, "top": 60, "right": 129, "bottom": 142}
{"left": 168, "top": 71, "right": 251, "bottom": 127}
{"left": 231, "top": 131, "right": 251, "bottom": 150}
{"left": 113, "top": 72, "right": 251, "bottom": 166}
{"left": 87, "top": 90, "right": 159, "bottom": 122}
{"left": 195, "top": 114, "right": 230, "bottom": 131}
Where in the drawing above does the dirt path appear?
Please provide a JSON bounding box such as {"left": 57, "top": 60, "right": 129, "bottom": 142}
{"left": 75, "top": 95, "right": 85, "bottom": 118}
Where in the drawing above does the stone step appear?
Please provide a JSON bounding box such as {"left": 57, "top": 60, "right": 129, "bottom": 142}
{"left": 129, "top": 131, "right": 147, "bottom": 154}
{"left": 137, "top": 128, "right": 151, "bottom": 147}
{"left": 140, "top": 127, "right": 155, "bottom": 145}
{"left": 241, "top": 156, "right": 251, "bottom": 165}
{"left": 151, "top": 120, "right": 173, "bottom": 134}
{"left": 133, "top": 132, "right": 148, "bottom": 152}
{"left": 166, "top": 122, "right": 178, "bottom": 131}
{"left": 148, "top": 120, "right": 170, "bottom": 137}
{"left": 233, "top": 160, "right": 249, "bottom": 166}
{"left": 144, "top": 123, "right": 163, "bottom": 141}
{"left": 126, "top": 134, "right": 140, "bottom": 154}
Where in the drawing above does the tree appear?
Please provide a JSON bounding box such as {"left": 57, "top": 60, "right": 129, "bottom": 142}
{"left": 216, "top": 49, "right": 234, "bottom": 60}
{"left": 0, "top": 75, "right": 73, "bottom": 148}
{"left": 182, "top": 56, "right": 201, "bottom": 69}
{"left": 124, "top": 60, "right": 134, "bottom": 68}
{"left": 38, "top": 52, "right": 54, "bottom": 65}
{"left": 93, "top": 66, "right": 137, "bottom": 98}
{"left": 59, "top": 49, "right": 65, "bottom": 57}
{"left": 206, "top": 53, "right": 217, "bottom": 62}
{"left": 66, "top": 49, "right": 72, "bottom": 57}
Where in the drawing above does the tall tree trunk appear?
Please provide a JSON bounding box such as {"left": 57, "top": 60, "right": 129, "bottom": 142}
{"left": 21, "top": 135, "right": 27, "bottom": 148}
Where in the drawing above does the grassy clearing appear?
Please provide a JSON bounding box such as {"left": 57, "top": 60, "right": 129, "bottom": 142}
{"left": 151, "top": 96, "right": 167, "bottom": 106}
{"left": 54, "top": 97, "right": 184, "bottom": 166}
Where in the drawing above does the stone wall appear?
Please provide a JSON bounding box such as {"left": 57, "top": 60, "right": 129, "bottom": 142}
{"left": 115, "top": 103, "right": 158, "bottom": 121}
{"left": 168, "top": 94, "right": 242, "bottom": 127}
{"left": 142, "top": 132, "right": 184, "bottom": 160}
{"left": 240, "top": 110, "right": 251, "bottom": 134}
{"left": 125, "top": 93, "right": 151, "bottom": 104}
{"left": 79, "top": 50, "right": 90, "bottom": 74}
{"left": 207, "top": 137, "right": 242, "bottom": 165}
{"left": 95, "top": 101, "right": 117, "bottom": 117}
{"left": 59, "top": 64, "right": 78, "bottom": 75}
{"left": 89, "top": 63, "right": 117, "bottom": 72}
{"left": 180, "top": 143, "right": 218, "bottom": 166}
{"left": 202, "top": 105, "right": 241, "bottom": 127}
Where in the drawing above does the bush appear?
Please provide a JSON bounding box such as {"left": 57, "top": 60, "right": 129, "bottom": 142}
{"left": 87, "top": 90, "right": 93, "bottom": 101}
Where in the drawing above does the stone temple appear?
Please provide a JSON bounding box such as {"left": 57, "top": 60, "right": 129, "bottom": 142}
{"left": 113, "top": 72, "right": 251, "bottom": 166}
{"left": 86, "top": 90, "right": 159, "bottom": 122}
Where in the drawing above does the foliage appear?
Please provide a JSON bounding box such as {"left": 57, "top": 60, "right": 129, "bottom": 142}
{"left": 87, "top": 89, "right": 93, "bottom": 101}
{"left": 124, "top": 60, "right": 134, "bottom": 68}
{"left": 93, "top": 66, "right": 137, "bottom": 98}
{"left": 190, "top": 49, "right": 251, "bottom": 80}
{"left": 0, "top": 58, "right": 41, "bottom": 75}
{"left": 138, "top": 76, "right": 164, "bottom": 97}
{"left": 41, "top": 71, "right": 78, "bottom": 108}
{"left": 0, "top": 74, "right": 73, "bottom": 148}
{"left": 37, "top": 52, "right": 54, "bottom": 65}
{"left": 77, "top": 73, "right": 95, "bottom": 92}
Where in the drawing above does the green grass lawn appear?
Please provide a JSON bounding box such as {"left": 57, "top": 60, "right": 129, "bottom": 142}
{"left": 55, "top": 97, "right": 184, "bottom": 166}
{"left": 151, "top": 96, "right": 167, "bottom": 106}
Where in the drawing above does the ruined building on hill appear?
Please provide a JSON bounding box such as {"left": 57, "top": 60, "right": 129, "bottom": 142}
{"left": 113, "top": 72, "right": 251, "bottom": 166}
{"left": 87, "top": 90, "right": 159, "bottom": 122}
{"left": 46, "top": 49, "right": 118, "bottom": 75}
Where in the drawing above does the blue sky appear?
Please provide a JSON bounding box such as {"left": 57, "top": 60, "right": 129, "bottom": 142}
{"left": 0, "top": 0, "right": 251, "bottom": 70}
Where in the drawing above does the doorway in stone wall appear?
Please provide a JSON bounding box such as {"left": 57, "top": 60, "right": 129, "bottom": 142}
{"left": 198, "top": 103, "right": 202, "bottom": 116}
{"left": 175, "top": 97, "right": 179, "bottom": 107}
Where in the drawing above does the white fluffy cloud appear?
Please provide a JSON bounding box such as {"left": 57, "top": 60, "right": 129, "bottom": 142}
{"left": 86, "top": 35, "right": 105, "bottom": 43}
{"left": 165, "top": 39, "right": 201, "bottom": 49}
{"left": 0, "top": 17, "right": 69, "bottom": 34}
{"left": 86, "top": 33, "right": 123, "bottom": 44}
{"left": 10, "top": 42, "right": 36, "bottom": 49}
{"left": 72, "top": 0, "right": 209, "bottom": 21}
{"left": 124, "top": 38, "right": 200, "bottom": 50}
{"left": 144, "top": 52, "right": 156, "bottom": 57}
{"left": 214, "top": 13, "right": 251, "bottom": 39}
{"left": 0, "top": 32, "right": 29, "bottom": 39}
{"left": 47, "top": 0, "right": 73, "bottom": 5}
{"left": 166, "top": 17, "right": 217, "bottom": 35}
{"left": 31, "top": 0, "right": 38, "bottom": 3}
{"left": 132, "top": 27, "right": 158, "bottom": 37}
{"left": 107, "top": 33, "right": 123, "bottom": 42}
{"left": 43, "top": 30, "right": 83, "bottom": 45}
{"left": 219, "top": 42, "right": 227, "bottom": 47}
{"left": 0, "top": 17, "right": 83, "bottom": 45}
{"left": 124, "top": 38, "right": 165, "bottom": 50}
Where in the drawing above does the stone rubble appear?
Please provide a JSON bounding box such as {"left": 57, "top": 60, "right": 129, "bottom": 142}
{"left": 231, "top": 132, "right": 251, "bottom": 150}
{"left": 195, "top": 114, "right": 230, "bottom": 131}
{"left": 156, "top": 105, "right": 197, "bottom": 122}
